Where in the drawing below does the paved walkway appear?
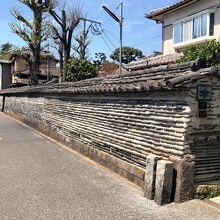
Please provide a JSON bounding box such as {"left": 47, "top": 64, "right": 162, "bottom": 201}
{"left": 211, "top": 196, "right": 220, "bottom": 204}
{"left": 0, "top": 113, "right": 219, "bottom": 220}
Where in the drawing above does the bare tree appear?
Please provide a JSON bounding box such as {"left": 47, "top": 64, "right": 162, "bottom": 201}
{"left": 49, "top": 1, "right": 82, "bottom": 71}
{"left": 10, "top": 0, "right": 56, "bottom": 85}
{"left": 72, "top": 27, "right": 90, "bottom": 59}
{"left": 55, "top": 39, "right": 64, "bottom": 73}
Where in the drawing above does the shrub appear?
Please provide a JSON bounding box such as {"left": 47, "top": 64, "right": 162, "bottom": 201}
{"left": 177, "top": 39, "right": 220, "bottom": 70}
{"left": 62, "top": 58, "right": 97, "bottom": 82}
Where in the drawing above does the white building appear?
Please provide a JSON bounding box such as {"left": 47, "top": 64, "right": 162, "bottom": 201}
{"left": 146, "top": 0, "right": 220, "bottom": 55}
{"left": 0, "top": 60, "right": 12, "bottom": 90}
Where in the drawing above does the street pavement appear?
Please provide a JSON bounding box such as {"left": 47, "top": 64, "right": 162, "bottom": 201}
{"left": 0, "top": 113, "right": 219, "bottom": 220}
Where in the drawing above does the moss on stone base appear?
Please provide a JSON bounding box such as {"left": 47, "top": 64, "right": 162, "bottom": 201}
{"left": 195, "top": 185, "right": 220, "bottom": 200}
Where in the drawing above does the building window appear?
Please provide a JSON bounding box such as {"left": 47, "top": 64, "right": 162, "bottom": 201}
{"left": 184, "top": 20, "right": 191, "bottom": 41}
{"left": 209, "top": 13, "right": 215, "bottom": 36}
{"left": 193, "top": 14, "right": 207, "bottom": 39}
{"left": 201, "top": 14, "right": 207, "bottom": 36}
{"left": 193, "top": 17, "right": 200, "bottom": 39}
{"left": 174, "top": 23, "right": 183, "bottom": 43}
{"left": 173, "top": 11, "right": 215, "bottom": 45}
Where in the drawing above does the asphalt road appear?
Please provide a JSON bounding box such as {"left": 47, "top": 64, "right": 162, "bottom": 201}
{"left": 0, "top": 113, "right": 219, "bottom": 220}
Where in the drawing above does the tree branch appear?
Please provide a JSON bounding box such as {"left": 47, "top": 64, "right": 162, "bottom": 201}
{"left": 49, "top": 9, "right": 63, "bottom": 27}
{"left": 11, "top": 8, "right": 32, "bottom": 30}
{"left": 50, "top": 25, "right": 64, "bottom": 43}
{"left": 19, "top": 0, "right": 32, "bottom": 8}
{"left": 10, "top": 22, "right": 33, "bottom": 46}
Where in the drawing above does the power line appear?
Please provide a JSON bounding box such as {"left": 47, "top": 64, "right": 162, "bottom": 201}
{"left": 88, "top": 26, "right": 114, "bottom": 54}
{"left": 102, "top": 28, "right": 120, "bottom": 43}
{"left": 102, "top": 16, "right": 112, "bottom": 27}
{"left": 132, "top": 34, "right": 161, "bottom": 47}
{"left": 102, "top": 30, "right": 117, "bottom": 49}
{"left": 91, "top": 24, "right": 102, "bottom": 35}
{"left": 87, "top": 34, "right": 95, "bottom": 43}
{"left": 79, "top": 17, "right": 102, "bottom": 59}
{"left": 99, "top": 33, "right": 114, "bottom": 53}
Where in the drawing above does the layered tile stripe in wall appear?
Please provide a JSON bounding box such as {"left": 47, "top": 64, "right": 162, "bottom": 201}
{"left": 1, "top": 60, "right": 220, "bottom": 191}
{"left": 3, "top": 95, "right": 190, "bottom": 168}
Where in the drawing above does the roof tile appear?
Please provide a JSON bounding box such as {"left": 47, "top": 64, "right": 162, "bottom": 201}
{"left": 1, "top": 60, "right": 217, "bottom": 95}
{"left": 146, "top": 0, "right": 194, "bottom": 20}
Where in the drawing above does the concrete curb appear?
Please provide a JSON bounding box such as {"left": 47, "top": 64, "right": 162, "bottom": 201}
{"left": 203, "top": 198, "right": 220, "bottom": 210}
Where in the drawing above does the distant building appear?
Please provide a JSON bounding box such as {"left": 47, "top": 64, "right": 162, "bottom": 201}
{"left": 98, "top": 62, "right": 119, "bottom": 76}
{"left": 146, "top": 0, "right": 220, "bottom": 55}
{"left": 0, "top": 60, "right": 12, "bottom": 90}
{"left": 9, "top": 50, "right": 60, "bottom": 86}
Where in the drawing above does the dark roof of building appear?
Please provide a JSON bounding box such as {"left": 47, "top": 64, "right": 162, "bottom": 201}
{"left": 1, "top": 60, "right": 218, "bottom": 95}
{"left": 0, "top": 60, "right": 12, "bottom": 64}
{"left": 9, "top": 50, "right": 58, "bottom": 62}
{"left": 146, "top": 0, "right": 199, "bottom": 21}
{"left": 14, "top": 67, "right": 60, "bottom": 77}
{"left": 12, "top": 78, "right": 49, "bottom": 86}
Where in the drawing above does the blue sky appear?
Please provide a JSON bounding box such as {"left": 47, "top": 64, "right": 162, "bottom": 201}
{"left": 0, "top": 0, "right": 179, "bottom": 60}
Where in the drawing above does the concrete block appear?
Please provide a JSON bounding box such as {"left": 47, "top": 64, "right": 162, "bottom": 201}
{"left": 127, "top": 173, "right": 135, "bottom": 182}
{"left": 171, "top": 157, "right": 195, "bottom": 203}
{"left": 116, "top": 159, "right": 131, "bottom": 172}
{"left": 118, "top": 169, "right": 128, "bottom": 179}
{"left": 154, "top": 160, "right": 173, "bottom": 206}
{"left": 144, "top": 155, "right": 160, "bottom": 200}
{"left": 133, "top": 166, "right": 145, "bottom": 180}
{"left": 134, "top": 177, "right": 144, "bottom": 188}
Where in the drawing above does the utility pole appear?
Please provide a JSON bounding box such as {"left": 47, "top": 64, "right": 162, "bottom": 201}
{"left": 119, "top": 2, "right": 123, "bottom": 75}
{"left": 102, "top": 2, "right": 124, "bottom": 75}
{"left": 79, "top": 18, "right": 101, "bottom": 60}
{"left": 82, "top": 18, "right": 86, "bottom": 60}
{"left": 46, "top": 43, "right": 50, "bottom": 82}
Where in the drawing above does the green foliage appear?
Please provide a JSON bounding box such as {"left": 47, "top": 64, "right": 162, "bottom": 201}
{"left": 178, "top": 39, "right": 220, "bottom": 69}
{"left": 195, "top": 185, "right": 220, "bottom": 200}
{"left": 0, "top": 42, "right": 14, "bottom": 59}
{"left": 110, "top": 46, "right": 144, "bottom": 64}
{"left": 62, "top": 58, "right": 97, "bottom": 82}
{"left": 93, "top": 52, "right": 107, "bottom": 66}
{"left": 0, "top": 42, "right": 13, "bottom": 53}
